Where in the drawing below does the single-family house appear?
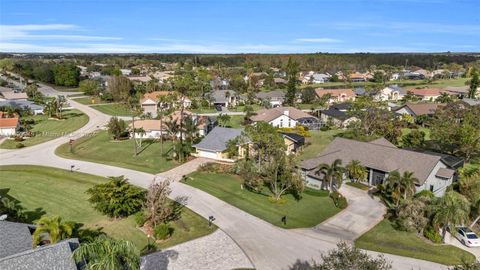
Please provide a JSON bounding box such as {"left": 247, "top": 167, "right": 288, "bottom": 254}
{"left": 0, "top": 100, "right": 44, "bottom": 115}
{"left": 314, "top": 88, "right": 356, "bottom": 104}
{"left": 443, "top": 86, "right": 471, "bottom": 98}
{"left": 349, "top": 72, "right": 370, "bottom": 82}
{"left": 299, "top": 137, "right": 456, "bottom": 196}
{"left": 140, "top": 91, "right": 191, "bottom": 117}
{"left": 209, "top": 90, "right": 238, "bottom": 108}
{"left": 255, "top": 90, "right": 285, "bottom": 107}
{"left": 393, "top": 103, "right": 441, "bottom": 120}
{"left": 250, "top": 106, "right": 321, "bottom": 130}
{"left": 320, "top": 103, "right": 358, "bottom": 128}
{"left": 408, "top": 88, "right": 443, "bottom": 101}
{"left": 120, "top": 69, "right": 132, "bottom": 76}
{"left": 390, "top": 73, "right": 400, "bottom": 81}
{"left": 457, "top": 98, "right": 480, "bottom": 107}
{"left": 403, "top": 72, "right": 425, "bottom": 80}
{"left": 0, "top": 91, "right": 28, "bottom": 101}
{"left": 302, "top": 73, "right": 331, "bottom": 84}
{"left": 413, "top": 69, "right": 433, "bottom": 79}
{"left": 280, "top": 132, "right": 305, "bottom": 155}
{"left": 0, "top": 221, "right": 80, "bottom": 270}
{"left": 193, "top": 127, "right": 245, "bottom": 162}
{"left": 377, "top": 85, "right": 406, "bottom": 101}
{"left": 129, "top": 110, "right": 212, "bottom": 139}
{"left": 0, "top": 112, "right": 20, "bottom": 136}
{"left": 274, "top": 78, "right": 287, "bottom": 85}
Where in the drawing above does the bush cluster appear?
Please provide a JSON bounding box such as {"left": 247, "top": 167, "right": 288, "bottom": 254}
{"left": 154, "top": 223, "right": 172, "bottom": 240}
{"left": 330, "top": 191, "right": 348, "bottom": 209}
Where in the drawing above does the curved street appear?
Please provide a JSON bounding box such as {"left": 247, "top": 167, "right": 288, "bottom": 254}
{"left": 0, "top": 93, "right": 451, "bottom": 270}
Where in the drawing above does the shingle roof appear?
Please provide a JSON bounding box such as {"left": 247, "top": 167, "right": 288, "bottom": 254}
{"left": 0, "top": 221, "right": 34, "bottom": 259}
{"left": 369, "top": 137, "right": 397, "bottom": 148}
{"left": 409, "top": 88, "right": 442, "bottom": 96}
{"left": 393, "top": 103, "right": 441, "bottom": 116}
{"left": 251, "top": 107, "right": 317, "bottom": 123}
{"left": 320, "top": 108, "right": 348, "bottom": 120}
{"left": 314, "top": 88, "right": 355, "bottom": 99}
{"left": 210, "top": 90, "right": 237, "bottom": 103}
{"left": 0, "top": 100, "right": 44, "bottom": 111}
{"left": 0, "top": 91, "right": 28, "bottom": 100}
{"left": 436, "top": 168, "right": 455, "bottom": 179}
{"left": 280, "top": 132, "right": 305, "bottom": 145}
{"left": 459, "top": 98, "right": 480, "bottom": 106}
{"left": 255, "top": 90, "right": 285, "bottom": 100}
{"left": 300, "top": 137, "right": 444, "bottom": 184}
{"left": 0, "top": 239, "right": 79, "bottom": 270}
{"left": 194, "top": 127, "right": 243, "bottom": 152}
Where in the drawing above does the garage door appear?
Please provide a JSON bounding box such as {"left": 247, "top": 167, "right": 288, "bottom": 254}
{"left": 198, "top": 150, "right": 219, "bottom": 160}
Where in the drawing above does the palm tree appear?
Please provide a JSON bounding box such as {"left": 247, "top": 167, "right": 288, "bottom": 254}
{"left": 433, "top": 191, "right": 471, "bottom": 241}
{"left": 436, "top": 92, "right": 453, "bottom": 103}
{"left": 183, "top": 116, "right": 198, "bottom": 142}
{"left": 73, "top": 235, "right": 140, "bottom": 270}
{"left": 32, "top": 215, "right": 73, "bottom": 246}
{"left": 345, "top": 160, "right": 368, "bottom": 183}
{"left": 315, "top": 159, "right": 345, "bottom": 193}
{"left": 385, "top": 171, "right": 418, "bottom": 212}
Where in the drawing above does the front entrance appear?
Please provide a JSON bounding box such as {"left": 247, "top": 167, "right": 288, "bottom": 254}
{"left": 370, "top": 169, "right": 386, "bottom": 186}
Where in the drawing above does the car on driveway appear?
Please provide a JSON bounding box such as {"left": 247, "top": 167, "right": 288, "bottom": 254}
{"left": 456, "top": 227, "right": 480, "bottom": 247}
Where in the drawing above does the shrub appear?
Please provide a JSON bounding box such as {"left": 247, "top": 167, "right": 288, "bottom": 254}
{"left": 320, "top": 126, "right": 330, "bottom": 131}
{"left": 424, "top": 226, "right": 442, "bottom": 243}
{"left": 16, "top": 143, "right": 25, "bottom": 148}
{"left": 14, "top": 136, "right": 24, "bottom": 142}
{"left": 198, "top": 163, "right": 231, "bottom": 174}
{"left": 154, "top": 223, "right": 172, "bottom": 240}
{"left": 134, "top": 211, "right": 146, "bottom": 227}
{"left": 330, "top": 191, "right": 348, "bottom": 209}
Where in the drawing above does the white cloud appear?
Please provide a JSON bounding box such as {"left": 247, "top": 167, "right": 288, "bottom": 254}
{"left": 295, "top": 38, "right": 342, "bottom": 43}
{"left": 0, "top": 24, "right": 121, "bottom": 41}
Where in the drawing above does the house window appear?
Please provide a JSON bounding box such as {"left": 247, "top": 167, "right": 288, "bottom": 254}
{"left": 280, "top": 119, "right": 283, "bottom": 127}
{"left": 288, "top": 119, "right": 291, "bottom": 127}
{"left": 429, "top": 185, "right": 434, "bottom": 192}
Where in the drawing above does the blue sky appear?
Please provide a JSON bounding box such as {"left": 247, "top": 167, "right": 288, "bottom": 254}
{"left": 1, "top": 0, "right": 479, "bottom": 53}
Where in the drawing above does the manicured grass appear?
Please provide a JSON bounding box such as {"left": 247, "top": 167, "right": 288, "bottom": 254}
{"left": 0, "top": 109, "right": 89, "bottom": 149}
{"left": 184, "top": 172, "right": 340, "bottom": 228}
{"left": 346, "top": 181, "right": 370, "bottom": 191}
{"left": 405, "top": 77, "right": 469, "bottom": 90}
{"left": 400, "top": 128, "right": 432, "bottom": 145}
{"left": 230, "top": 104, "right": 263, "bottom": 112}
{"left": 355, "top": 219, "right": 476, "bottom": 265}
{"left": 73, "top": 96, "right": 110, "bottom": 105}
{"left": 300, "top": 78, "right": 468, "bottom": 90}
{"left": 0, "top": 165, "right": 215, "bottom": 251}
{"left": 56, "top": 131, "right": 178, "bottom": 174}
{"left": 225, "top": 115, "right": 245, "bottom": 128}
{"left": 299, "top": 129, "right": 345, "bottom": 160}
{"left": 191, "top": 107, "right": 217, "bottom": 114}
{"left": 91, "top": 103, "right": 133, "bottom": 116}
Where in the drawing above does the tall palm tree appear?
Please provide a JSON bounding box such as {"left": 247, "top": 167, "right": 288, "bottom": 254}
{"left": 32, "top": 215, "right": 73, "bottom": 246}
{"left": 315, "top": 159, "right": 345, "bottom": 193}
{"left": 345, "top": 160, "right": 368, "bottom": 183}
{"left": 73, "top": 235, "right": 140, "bottom": 270}
{"left": 385, "top": 171, "right": 418, "bottom": 212}
{"left": 183, "top": 116, "right": 198, "bottom": 142}
{"left": 433, "top": 191, "right": 471, "bottom": 241}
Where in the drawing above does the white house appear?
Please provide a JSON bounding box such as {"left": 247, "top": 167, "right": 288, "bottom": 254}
{"left": 376, "top": 85, "right": 406, "bottom": 101}
{"left": 0, "top": 112, "right": 19, "bottom": 136}
{"left": 250, "top": 106, "right": 320, "bottom": 130}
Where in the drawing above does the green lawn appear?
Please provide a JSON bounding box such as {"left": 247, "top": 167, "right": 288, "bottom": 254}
{"left": 91, "top": 103, "right": 133, "bottom": 116}
{"left": 0, "top": 165, "right": 216, "bottom": 251}
{"left": 184, "top": 172, "right": 340, "bottom": 228}
{"left": 0, "top": 109, "right": 89, "bottom": 149}
{"left": 299, "top": 129, "right": 345, "bottom": 160}
{"left": 225, "top": 115, "right": 245, "bottom": 128}
{"left": 300, "top": 78, "right": 468, "bottom": 90}
{"left": 73, "top": 96, "right": 110, "bottom": 105}
{"left": 190, "top": 107, "right": 217, "bottom": 114}
{"left": 405, "top": 77, "right": 469, "bottom": 90}
{"left": 355, "top": 219, "right": 476, "bottom": 265}
{"left": 56, "top": 131, "right": 178, "bottom": 174}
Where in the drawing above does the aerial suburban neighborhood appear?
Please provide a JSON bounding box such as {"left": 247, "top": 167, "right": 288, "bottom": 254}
{"left": 0, "top": 1, "right": 480, "bottom": 270}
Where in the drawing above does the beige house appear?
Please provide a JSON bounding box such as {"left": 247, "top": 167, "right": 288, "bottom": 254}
{"left": 140, "top": 91, "right": 191, "bottom": 117}
{"left": 314, "top": 88, "right": 356, "bottom": 104}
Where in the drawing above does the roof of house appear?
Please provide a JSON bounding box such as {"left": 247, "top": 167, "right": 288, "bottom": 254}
{"left": 300, "top": 137, "right": 449, "bottom": 184}
{"left": 0, "top": 221, "right": 34, "bottom": 259}
{"left": 130, "top": 111, "right": 207, "bottom": 131}
{"left": 141, "top": 91, "right": 173, "bottom": 103}
{"left": 369, "top": 137, "right": 397, "bottom": 148}
{"left": 436, "top": 168, "right": 455, "bottom": 179}
{"left": 0, "top": 238, "right": 79, "bottom": 270}
{"left": 0, "top": 114, "right": 19, "bottom": 128}
{"left": 393, "top": 103, "right": 441, "bottom": 116}
{"left": 458, "top": 98, "right": 480, "bottom": 106}
{"left": 408, "top": 88, "right": 442, "bottom": 96}
{"left": 280, "top": 132, "right": 305, "bottom": 145}
{"left": 251, "top": 106, "right": 317, "bottom": 123}
{"left": 255, "top": 90, "right": 285, "bottom": 100}
{"left": 444, "top": 86, "right": 469, "bottom": 94}
{"left": 130, "top": 120, "right": 164, "bottom": 132}
{"left": 320, "top": 107, "right": 349, "bottom": 120}
{"left": 1, "top": 91, "right": 28, "bottom": 100}
{"left": 274, "top": 78, "right": 287, "bottom": 84}
{"left": 0, "top": 100, "right": 44, "bottom": 111}
{"left": 385, "top": 85, "right": 407, "bottom": 94}
{"left": 193, "top": 127, "right": 243, "bottom": 152}
{"left": 210, "top": 90, "right": 237, "bottom": 103}
{"left": 314, "top": 88, "right": 355, "bottom": 99}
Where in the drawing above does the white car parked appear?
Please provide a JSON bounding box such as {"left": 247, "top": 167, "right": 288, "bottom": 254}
{"left": 456, "top": 227, "right": 480, "bottom": 247}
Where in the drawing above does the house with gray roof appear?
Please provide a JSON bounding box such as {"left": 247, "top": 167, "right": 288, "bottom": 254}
{"left": 319, "top": 103, "right": 358, "bottom": 128}
{"left": 255, "top": 90, "right": 285, "bottom": 107}
{"left": 209, "top": 90, "right": 238, "bottom": 108}
{"left": 300, "top": 137, "right": 456, "bottom": 196}
{"left": 0, "top": 100, "right": 44, "bottom": 115}
{"left": 193, "top": 127, "right": 244, "bottom": 162}
{"left": 0, "top": 221, "right": 80, "bottom": 270}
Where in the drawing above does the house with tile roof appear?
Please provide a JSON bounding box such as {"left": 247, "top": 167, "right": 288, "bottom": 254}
{"left": 299, "top": 137, "right": 456, "bottom": 196}
{"left": 140, "top": 91, "right": 191, "bottom": 117}
{"left": 408, "top": 88, "right": 443, "bottom": 101}
{"left": 314, "top": 88, "right": 356, "bottom": 104}
{"left": 0, "top": 112, "right": 20, "bottom": 136}
{"left": 250, "top": 106, "right": 321, "bottom": 130}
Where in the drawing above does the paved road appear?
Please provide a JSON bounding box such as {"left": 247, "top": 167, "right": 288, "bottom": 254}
{"left": 0, "top": 84, "right": 453, "bottom": 270}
